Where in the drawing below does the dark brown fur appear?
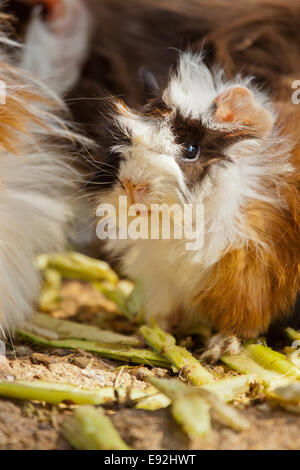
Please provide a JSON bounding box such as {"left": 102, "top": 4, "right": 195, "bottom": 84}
{"left": 8, "top": 0, "right": 300, "bottom": 127}
{"left": 72, "top": 0, "right": 300, "bottom": 106}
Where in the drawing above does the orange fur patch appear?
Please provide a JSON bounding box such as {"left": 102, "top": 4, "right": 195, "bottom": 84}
{"left": 0, "top": 62, "right": 51, "bottom": 155}
{"left": 194, "top": 101, "right": 300, "bottom": 338}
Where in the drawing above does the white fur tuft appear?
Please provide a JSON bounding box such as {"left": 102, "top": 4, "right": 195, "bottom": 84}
{"left": 163, "top": 52, "right": 217, "bottom": 118}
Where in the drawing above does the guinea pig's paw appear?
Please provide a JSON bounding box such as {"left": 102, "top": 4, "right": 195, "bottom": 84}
{"left": 201, "top": 333, "right": 241, "bottom": 364}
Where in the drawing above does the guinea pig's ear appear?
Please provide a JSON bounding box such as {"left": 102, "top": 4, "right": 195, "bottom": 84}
{"left": 214, "top": 86, "right": 274, "bottom": 138}
{"left": 140, "top": 67, "right": 160, "bottom": 100}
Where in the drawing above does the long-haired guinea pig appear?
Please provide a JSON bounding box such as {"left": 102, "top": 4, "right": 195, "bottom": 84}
{"left": 0, "top": 17, "right": 83, "bottom": 337}
{"left": 93, "top": 52, "right": 300, "bottom": 359}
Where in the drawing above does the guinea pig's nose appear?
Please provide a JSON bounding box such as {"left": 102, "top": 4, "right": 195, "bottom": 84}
{"left": 122, "top": 181, "right": 149, "bottom": 204}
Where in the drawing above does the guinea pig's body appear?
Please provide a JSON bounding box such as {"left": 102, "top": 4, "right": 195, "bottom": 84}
{"left": 96, "top": 53, "right": 300, "bottom": 353}
{"left": 0, "top": 24, "right": 79, "bottom": 335}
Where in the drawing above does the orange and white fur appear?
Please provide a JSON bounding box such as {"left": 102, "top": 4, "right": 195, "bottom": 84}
{"left": 98, "top": 53, "right": 300, "bottom": 358}
{"left": 0, "top": 24, "right": 82, "bottom": 336}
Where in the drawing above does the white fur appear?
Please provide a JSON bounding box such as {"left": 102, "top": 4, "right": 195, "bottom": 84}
{"left": 100, "top": 52, "right": 294, "bottom": 330}
{"left": 0, "top": 147, "right": 73, "bottom": 334}
{"left": 163, "top": 52, "right": 217, "bottom": 118}
{"left": 0, "top": 36, "right": 81, "bottom": 336}
{"left": 22, "top": 0, "right": 91, "bottom": 96}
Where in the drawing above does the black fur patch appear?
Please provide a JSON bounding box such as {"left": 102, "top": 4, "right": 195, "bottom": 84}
{"left": 266, "top": 292, "right": 300, "bottom": 346}
{"left": 86, "top": 146, "right": 124, "bottom": 191}
{"left": 85, "top": 100, "right": 129, "bottom": 191}
{"left": 171, "top": 113, "right": 253, "bottom": 188}
{"left": 287, "top": 294, "right": 300, "bottom": 333}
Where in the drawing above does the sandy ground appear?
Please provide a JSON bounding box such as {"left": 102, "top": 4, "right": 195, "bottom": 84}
{"left": 1, "top": 281, "right": 300, "bottom": 450}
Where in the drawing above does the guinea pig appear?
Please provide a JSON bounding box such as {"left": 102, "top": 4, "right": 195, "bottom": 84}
{"left": 0, "top": 18, "right": 82, "bottom": 337}
{"left": 94, "top": 52, "right": 300, "bottom": 360}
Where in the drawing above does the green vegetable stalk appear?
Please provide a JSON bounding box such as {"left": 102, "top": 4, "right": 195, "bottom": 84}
{"left": 94, "top": 280, "right": 146, "bottom": 324}
{"left": 244, "top": 344, "right": 300, "bottom": 379}
{"left": 221, "top": 354, "right": 281, "bottom": 388}
{"left": 39, "top": 269, "right": 62, "bottom": 312}
{"left": 221, "top": 344, "right": 299, "bottom": 389}
{"left": 27, "top": 313, "right": 141, "bottom": 346}
{"left": 136, "top": 374, "right": 255, "bottom": 411}
{"left": 149, "top": 377, "right": 211, "bottom": 438}
{"left": 202, "top": 374, "right": 256, "bottom": 403}
{"left": 135, "top": 392, "right": 171, "bottom": 411}
{"left": 93, "top": 280, "right": 134, "bottom": 315}
{"left": 286, "top": 327, "right": 300, "bottom": 342}
{"left": 271, "top": 383, "right": 300, "bottom": 404}
{"left": 61, "top": 406, "right": 130, "bottom": 450}
{"left": 36, "top": 252, "right": 118, "bottom": 284}
{"left": 140, "top": 322, "right": 214, "bottom": 385}
{"left": 17, "top": 329, "right": 171, "bottom": 368}
{"left": 0, "top": 380, "right": 157, "bottom": 406}
{"left": 124, "top": 281, "right": 146, "bottom": 323}
{"left": 149, "top": 377, "right": 249, "bottom": 436}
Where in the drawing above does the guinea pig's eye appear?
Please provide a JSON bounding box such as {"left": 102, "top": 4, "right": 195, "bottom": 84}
{"left": 183, "top": 143, "right": 201, "bottom": 161}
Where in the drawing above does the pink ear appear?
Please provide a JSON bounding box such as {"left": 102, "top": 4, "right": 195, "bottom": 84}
{"left": 214, "top": 86, "right": 274, "bottom": 138}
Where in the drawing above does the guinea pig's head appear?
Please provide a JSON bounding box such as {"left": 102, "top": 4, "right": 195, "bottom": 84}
{"left": 96, "top": 52, "right": 283, "bottom": 241}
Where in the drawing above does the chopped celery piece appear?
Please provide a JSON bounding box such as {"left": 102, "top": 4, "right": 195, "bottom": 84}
{"left": 39, "top": 269, "right": 62, "bottom": 312}
{"left": 136, "top": 393, "right": 171, "bottom": 411}
{"left": 245, "top": 344, "right": 300, "bottom": 379}
{"left": 172, "top": 396, "right": 211, "bottom": 439}
{"left": 28, "top": 313, "right": 140, "bottom": 346}
{"left": 17, "top": 329, "right": 171, "bottom": 368}
{"left": 221, "top": 353, "right": 291, "bottom": 388}
{"left": 202, "top": 374, "right": 256, "bottom": 402}
{"left": 286, "top": 327, "right": 300, "bottom": 342}
{"left": 61, "top": 406, "right": 130, "bottom": 450}
{"left": 150, "top": 377, "right": 249, "bottom": 435}
{"left": 140, "top": 322, "right": 214, "bottom": 385}
{"left": 93, "top": 280, "right": 133, "bottom": 314}
{"left": 36, "top": 252, "right": 118, "bottom": 284}
{"left": 271, "top": 383, "right": 300, "bottom": 404}
{"left": 149, "top": 377, "right": 211, "bottom": 438}
{"left": 0, "top": 380, "right": 157, "bottom": 406}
